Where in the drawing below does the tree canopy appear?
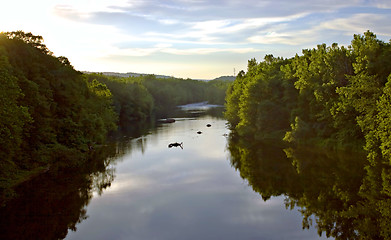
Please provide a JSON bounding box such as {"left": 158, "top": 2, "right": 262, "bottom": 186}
{"left": 225, "top": 31, "right": 391, "bottom": 239}
{"left": 225, "top": 31, "right": 391, "bottom": 156}
{"left": 0, "top": 32, "right": 118, "bottom": 196}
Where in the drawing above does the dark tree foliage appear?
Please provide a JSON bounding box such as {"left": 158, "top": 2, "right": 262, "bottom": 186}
{"left": 0, "top": 143, "right": 120, "bottom": 237}
{"left": 225, "top": 55, "right": 297, "bottom": 141}
{"left": 225, "top": 31, "right": 391, "bottom": 154}
{"left": 84, "top": 73, "right": 154, "bottom": 126}
{"left": 225, "top": 31, "right": 391, "bottom": 239}
{"left": 84, "top": 73, "right": 229, "bottom": 124}
{"left": 4, "top": 31, "right": 53, "bottom": 55}
{"left": 90, "top": 74, "right": 229, "bottom": 119}
{"left": 138, "top": 75, "right": 228, "bottom": 117}
{"left": 0, "top": 32, "right": 117, "bottom": 193}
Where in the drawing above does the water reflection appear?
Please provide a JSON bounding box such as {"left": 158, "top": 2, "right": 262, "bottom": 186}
{"left": 65, "top": 107, "right": 324, "bottom": 240}
{"left": 5, "top": 105, "right": 386, "bottom": 239}
{"left": 0, "top": 105, "right": 228, "bottom": 240}
{"left": 0, "top": 144, "right": 119, "bottom": 240}
{"left": 227, "top": 134, "right": 391, "bottom": 239}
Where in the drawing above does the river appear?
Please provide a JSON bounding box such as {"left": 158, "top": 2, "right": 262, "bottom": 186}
{"left": 2, "top": 103, "right": 372, "bottom": 239}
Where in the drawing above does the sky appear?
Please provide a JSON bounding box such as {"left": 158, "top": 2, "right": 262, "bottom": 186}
{"left": 1, "top": 0, "right": 391, "bottom": 79}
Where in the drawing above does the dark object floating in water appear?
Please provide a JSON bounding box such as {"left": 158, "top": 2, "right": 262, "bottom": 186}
{"left": 87, "top": 143, "right": 94, "bottom": 151}
{"left": 197, "top": 131, "right": 202, "bottom": 134}
{"left": 168, "top": 142, "right": 183, "bottom": 149}
{"left": 158, "top": 118, "right": 175, "bottom": 123}
{"left": 206, "top": 124, "right": 211, "bottom": 127}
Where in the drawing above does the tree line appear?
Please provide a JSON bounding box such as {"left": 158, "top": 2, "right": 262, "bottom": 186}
{"left": 225, "top": 31, "right": 391, "bottom": 161}
{"left": 86, "top": 73, "right": 228, "bottom": 124}
{"left": 225, "top": 31, "right": 391, "bottom": 239}
{"left": 0, "top": 31, "right": 229, "bottom": 196}
{"left": 0, "top": 31, "right": 118, "bottom": 196}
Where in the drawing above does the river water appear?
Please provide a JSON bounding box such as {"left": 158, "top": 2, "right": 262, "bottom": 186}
{"left": 1, "top": 104, "right": 333, "bottom": 240}
{"left": 66, "top": 105, "right": 326, "bottom": 240}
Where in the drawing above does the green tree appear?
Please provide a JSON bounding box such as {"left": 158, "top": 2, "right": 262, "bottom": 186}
{"left": 225, "top": 56, "right": 296, "bottom": 141}
{"left": 224, "top": 70, "right": 246, "bottom": 127}
{"left": 373, "top": 75, "right": 391, "bottom": 162}
{"left": 0, "top": 31, "right": 118, "bottom": 187}
{"left": 4, "top": 31, "right": 52, "bottom": 55}
{"left": 0, "top": 46, "right": 31, "bottom": 165}
{"left": 283, "top": 43, "right": 358, "bottom": 149}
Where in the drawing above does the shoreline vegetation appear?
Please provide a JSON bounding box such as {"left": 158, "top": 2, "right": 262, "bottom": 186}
{"left": 0, "top": 31, "right": 230, "bottom": 202}
{"left": 225, "top": 31, "right": 391, "bottom": 156}
{"left": 224, "top": 31, "right": 391, "bottom": 239}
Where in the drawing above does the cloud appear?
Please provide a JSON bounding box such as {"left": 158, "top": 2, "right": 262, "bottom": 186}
{"left": 42, "top": 0, "right": 391, "bottom": 78}
{"left": 115, "top": 45, "right": 258, "bottom": 57}
{"left": 162, "top": 47, "right": 258, "bottom": 55}
{"left": 320, "top": 13, "right": 391, "bottom": 37}
{"left": 54, "top": 0, "right": 131, "bottom": 14}
{"left": 53, "top": 0, "right": 388, "bottom": 52}
{"left": 372, "top": 0, "right": 391, "bottom": 9}
{"left": 53, "top": 0, "right": 366, "bottom": 25}
{"left": 247, "top": 23, "right": 331, "bottom": 46}
{"left": 52, "top": 0, "right": 391, "bottom": 47}
{"left": 185, "top": 13, "right": 308, "bottom": 42}
{"left": 248, "top": 32, "right": 303, "bottom": 46}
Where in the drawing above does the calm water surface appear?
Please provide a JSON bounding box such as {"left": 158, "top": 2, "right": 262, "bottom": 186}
{"left": 1, "top": 106, "right": 334, "bottom": 240}
{"left": 64, "top": 110, "right": 327, "bottom": 240}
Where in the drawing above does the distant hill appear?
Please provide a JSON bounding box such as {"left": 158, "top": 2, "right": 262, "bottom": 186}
{"left": 211, "top": 76, "right": 236, "bottom": 81}
{"left": 83, "top": 71, "right": 236, "bottom": 81}
{"left": 83, "top": 71, "right": 173, "bottom": 79}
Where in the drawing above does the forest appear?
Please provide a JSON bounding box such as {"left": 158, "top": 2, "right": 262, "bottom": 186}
{"left": 0, "top": 31, "right": 229, "bottom": 198}
{"left": 225, "top": 31, "right": 391, "bottom": 159}
{"left": 85, "top": 72, "right": 228, "bottom": 124}
{"left": 225, "top": 31, "right": 391, "bottom": 239}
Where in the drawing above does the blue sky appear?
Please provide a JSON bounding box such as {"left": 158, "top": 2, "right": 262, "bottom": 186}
{"left": 1, "top": 0, "right": 391, "bottom": 79}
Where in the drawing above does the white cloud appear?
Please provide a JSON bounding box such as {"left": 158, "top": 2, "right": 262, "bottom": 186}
{"left": 55, "top": 0, "right": 132, "bottom": 13}
{"left": 188, "top": 13, "right": 306, "bottom": 35}
{"left": 320, "top": 13, "right": 391, "bottom": 37}
{"left": 161, "top": 47, "right": 258, "bottom": 55}
{"left": 248, "top": 32, "right": 298, "bottom": 45}
{"left": 372, "top": 0, "right": 391, "bottom": 9}
{"left": 158, "top": 19, "right": 181, "bottom": 25}
{"left": 129, "top": 13, "right": 310, "bottom": 47}
{"left": 3, "top": 0, "right": 391, "bottom": 79}
{"left": 247, "top": 26, "right": 326, "bottom": 46}
{"left": 115, "top": 46, "right": 258, "bottom": 57}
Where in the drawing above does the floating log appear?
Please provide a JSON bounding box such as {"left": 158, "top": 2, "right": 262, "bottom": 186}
{"left": 168, "top": 142, "right": 183, "bottom": 149}
{"left": 158, "top": 118, "right": 176, "bottom": 123}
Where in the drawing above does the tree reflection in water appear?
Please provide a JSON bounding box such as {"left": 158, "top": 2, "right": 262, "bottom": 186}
{"left": 227, "top": 134, "right": 391, "bottom": 239}
{"left": 0, "top": 105, "right": 224, "bottom": 240}
{"left": 0, "top": 144, "right": 121, "bottom": 240}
